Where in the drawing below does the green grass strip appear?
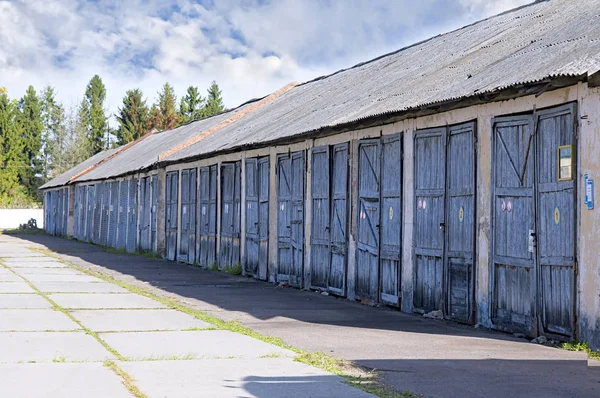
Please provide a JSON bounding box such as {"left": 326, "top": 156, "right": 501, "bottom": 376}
{"left": 104, "top": 360, "right": 148, "bottom": 398}
{"left": 561, "top": 341, "right": 600, "bottom": 361}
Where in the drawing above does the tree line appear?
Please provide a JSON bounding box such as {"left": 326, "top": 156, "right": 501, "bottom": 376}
{"left": 0, "top": 76, "right": 225, "bottom": 207}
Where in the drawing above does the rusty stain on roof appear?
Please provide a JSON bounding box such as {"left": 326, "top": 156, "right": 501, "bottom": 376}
{"left": 157, "top": 82, "right": 298, "bottom": 161}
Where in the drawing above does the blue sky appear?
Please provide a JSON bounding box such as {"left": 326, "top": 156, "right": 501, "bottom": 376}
{"left": 0, "top": 0, "right": 530, "bottom": 119}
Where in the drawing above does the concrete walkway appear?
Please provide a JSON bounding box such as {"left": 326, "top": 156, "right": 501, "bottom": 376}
{"left": 3, "top": 234, "right": 600, "bottom": 398}
{"left": 0, "top": 236, "right": 373, "bottom": 398}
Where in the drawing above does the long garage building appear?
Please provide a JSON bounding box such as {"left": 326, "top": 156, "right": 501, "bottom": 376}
{"left": 41, "top": 0, "right": 600, "bottom": 349}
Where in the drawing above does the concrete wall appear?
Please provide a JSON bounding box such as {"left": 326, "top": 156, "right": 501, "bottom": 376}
{"left": 0, "top": 209, "right": 44, "bottom": 229}
{"left": 56, "top": 82, "right": 600, "bottom": 348}
{"left": 577, "top": 85, "right": 600, "bottom": 349}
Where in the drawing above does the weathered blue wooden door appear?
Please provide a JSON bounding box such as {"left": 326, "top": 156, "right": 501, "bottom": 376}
{"left": 86, "top": 185, "right": 96, "bottom": 243}
{"left": 80, "top": 187, "right": 87, "bottom": 240}
{"left": 258, "top": 157, "right": 270, "bottom": 280}
{"left": 220, "top": 162, "right": 241, "bottom": 269}
{"left": 414, "top": 123, "right": 475, "bottom": 322}
{"left": 117, "top": 181, "right": 128, "bottom": 250}
{"left": 126, "top": 179, "right": 138, "bottom": 253}
{"left": 108, "top": 181, "right": 119, "bottom": 248}
{"left": 139, "top": 177, "right": 151, "bottom": 251}
{"left": 165, "top": 172, "right": 178, "bottom": 261}
{"left": 330, "top": 143, "right": 349, "bottom": 295}
{"left": 536, "top": 104, "right": 576, "bottom": 337}
{"left": 197, "top": 166, "right": 217, "bottom": 267}
{"left": 310, "top": 144, "right": 349, "bottom": 296}
{"left": 56, "top": 189, "right": 63, "bottom": 236}
{"left": 445, "top": 123, "right": 476, "bottom": 322}
{"left": 356, "top": 140, "right": 380, "bottom": 301}
{"left": 245, "top": 157, "right": 267, "bottom": 278}
{"left": 98, "top": 183, "right": 108, "bottom": 245}
{"left": 492, "top": 115, "right": 536, "bottom": 334}
{"left": 310, "top": 146, "right": 331, "bottom": 290}
{"left": 380, "top": 135, "right": 402, "bottom": 305}
{"left": 277, "top": 151, "right": 305, "bottom": 287}
{"left": 492, "top": 105, "right": 576, "bottom": 337}
{"left": 178, "top": 169, "right": 197, "bottom": 264}
{"left": 414, "top": 128, "right": 446, "bottom": 313}
{"left": 178, "top": 169, "right": 191, "bottom": 262}
{"left": 151, "top": 175, "right": 158, "bottom": 252}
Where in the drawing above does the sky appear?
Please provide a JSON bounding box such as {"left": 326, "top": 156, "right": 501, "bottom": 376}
{"left": 0, "top": 0, "right": 531, "bottom": 120}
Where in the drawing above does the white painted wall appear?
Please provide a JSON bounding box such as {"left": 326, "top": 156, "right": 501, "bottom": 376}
{"left": 0, "top": 209, "right": 44, "bottom": 229}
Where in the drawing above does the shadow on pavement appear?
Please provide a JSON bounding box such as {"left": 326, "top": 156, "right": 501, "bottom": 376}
{"left": 7, "top": 234, "right": 600, "bottom": 398}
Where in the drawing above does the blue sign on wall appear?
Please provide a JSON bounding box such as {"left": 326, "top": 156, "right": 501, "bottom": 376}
{"left": 585, "top": 174, "right": 594, "bottom": 210}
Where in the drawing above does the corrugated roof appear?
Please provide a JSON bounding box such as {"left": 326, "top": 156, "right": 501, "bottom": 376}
{"left": 75, "top": 102, "right": 255, "bottom": 182}
{"left": 46, "top": 0, "right": 600, "bottom": 188}
{"left": 40, "top": 147, "right": 119, "bottom": 189}
{"left": 164, "top": 0, "right": 600, "bottom": 163}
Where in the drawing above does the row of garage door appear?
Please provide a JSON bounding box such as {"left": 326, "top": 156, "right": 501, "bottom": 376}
{"left": 164, "top": 104, "right": 576, "bottom": 336}
{"left": 45, "top": 103, "right": 576, "bottom": 337}
{"left": 44, "top": 188, "right": 69, "bottom": 237}
{"left": 71, "top": 176, "right": 159, "bottom": 254}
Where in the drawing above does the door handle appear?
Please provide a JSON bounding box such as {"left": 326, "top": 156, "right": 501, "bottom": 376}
{"left": 439, "top": 222, "right": 445, "bottom": 230}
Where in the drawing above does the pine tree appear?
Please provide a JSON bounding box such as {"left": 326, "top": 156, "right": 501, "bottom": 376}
{"left": 204, "top": 81, "right": 224, "bottom": 117}
{"left": 0, "top": 89, "right": 28, "bottom": 206}
{"left": 116, "top": 88, "right": 149, "bottom": 145}
{"left": 179, "top": 86, "right": 205, "bottom": 124}
{"left": 18, "top": 85, "right": 43, "bottom": 199}
{"left": 149, "top": 83, "right": 180, "bottom": 132}
{"left": 82, "top": 75, "right": 108, "bottom": 154}
{"left": 40, "top": 86, "right": 66, "bottom": 182}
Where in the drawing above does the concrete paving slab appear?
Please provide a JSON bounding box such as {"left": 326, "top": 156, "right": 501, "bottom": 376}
{"left": 100, "top": 330, "right": 294, "bottom": 360}
{"left": 0, "top": 362, "right": 131, "bottom": 398}
{"left": 119, "top": 358, "right": 375, "bottom": 398}
{"left": 16, "top": 268, "right": 87, "bottom": 276}
{"left": 72, "top": 309, "right": 212, "bottom": 332}
{"left": 3, "top": 261, "right": 67, "bottom": 268}
{"left": 0, "top": 309, "right": 80, "bottom": 331}
{"left": 35, "top": 281, "right": 129, "bottom": 294}
{"left": 0, "top": 282, "right": 35, "bottom": 293}
{"left": 3, "top": 256, "right": 63, "bottom": 263}
{"left": 0, "top": 273, "right": 22, "bottom": 282}
{"left": 0, "top": 252, "right": 46, "bottom": 258}
{"left": 49, "top": 293, "right": 168, "bottom": 309}
{"left": 0, "top": 332, "right": 114, "bottom": 363}
{"left": 0, "top": 294, "right": 51, "bottom": 309}
{"left": 21, "top": 274, "right": 103, "bottom": 282}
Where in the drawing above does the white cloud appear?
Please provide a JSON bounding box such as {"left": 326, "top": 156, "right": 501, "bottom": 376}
{"left": 0, "top": 0, "right": 531, "bottom": 121}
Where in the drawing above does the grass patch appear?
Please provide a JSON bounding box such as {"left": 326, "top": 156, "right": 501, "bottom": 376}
{"left": 561, "top": 341, "right": 600, "bottom": 361}
{"left": 222, "top": 264, "right": 243, "bottom": 276}
{"left": 29, "top": 247, "right": 415, "bottom": 398}
{"left": 0, "top": 227, "right": 49, "bottom": 236}
{"left": 104, "top": 360, "right": 147, "bottom": 398}
{"left": 182, "top": 327, "right": 218, "bottom": 332}
{"left": 1, "top": 228, "right": 49, "bottom": 236}
{"left": 258, "top": 352, "right": 282, "bottom": 359}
